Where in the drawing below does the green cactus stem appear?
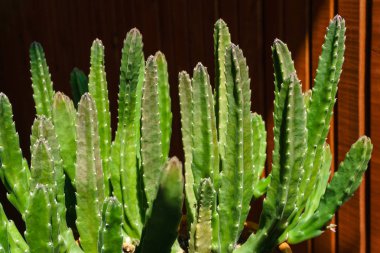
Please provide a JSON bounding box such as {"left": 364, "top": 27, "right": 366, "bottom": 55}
{"left": 271, "top": 39, "right": 296, "bottom": 94}
{"left": 234, "top": 15, "right": 371, "bottom": 253}
{"left": 29, "top": 137, "right": 61, "bottom": 252}
{"left": 138, "top": 157, "right": 184, "bottom": 253}
{"left": 189, "top": 178, "right": 214, "bottom": 253}
{"left": 214, "top": 19, "right": 231, "bottom": 159}
{"left": 75, "top": 94, "right": 104, "bottom": 253}
{"left": 30, "top": 117, "right": 65, "bottom": 207}
{"left": 25, "top": 184, "right": 55, "bottom": 253}
{"left": 155, "top": 51, "right": 172, "bottom": 159}
{"left": 251, "top": 113, "right": 268, "bottom": 199}
{"left": 30, "top": 138, "right": 55, "bottom": 189}
{"left": 235, "top": 73, "right": 306, "bottom": 253}
{"left": 70, "top": 68, "right": 89, "bottom": 107}
{"left": 303, "top": 90, "right": 312, "bottom": 110}
{"left": 0, "top": 203, "right": 10, "bottom": 252}
{"left": 111, "top": 28, "right": 145, "bottom": 239}
{"left": 218, "top": 44, "right": 254, "bottom": 252}
{"left": 88, "top": 39, "right": 111, "bottom": 196}
{"left": 299, "top": 144, "right": 332, "bottom": 222}
{"left": 0, "top": 93, "right": 30, "bottom": 214}
{"left": 178, "top": 71, "right": 197, "bottom": 227}
{"left": 190, "top": 63, "right": 218, "bottom": 193}
{"left": 29, "top": 42, "right": 55, "bottom": 118}
{"left": 141, "top": 54, "right": 163, "bottom": 211}
{"left": 276, "top": 146, "right": 332, "bottom": 243}
{"left": 0, "top": 202, "right": 28, "bottom": 253}
{"left": 98, "top": 197, "right": 123, "bottom": 253}
{"left": 32, "top": 109, "right": 81, "bottom": 252}
{"left": 52, "top": 92, "right": 77, "bottom": 182}
{"left": 287, "top": 137, "right": 372, "bottom": 244}
{"left": 184, "top": 63, "right": 220, "bottom": 251}
{"left": 141, "top": 54, "right": 172, "bottom": 210}
{"left": 7, "top": 219, "right": 28, "bottom": 253}
{"left": 297, "top": 15, "right": 346, "bottom": 215}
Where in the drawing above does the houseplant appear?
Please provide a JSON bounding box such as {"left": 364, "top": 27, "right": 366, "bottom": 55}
{"left": 0, "top": 14, "right": 372, "bottom": 253}
{"left": 179, "top": 15, "right": 372, "bottom": 253}
{"left": 0, "top": 29, "right": 183, "bottom": 253}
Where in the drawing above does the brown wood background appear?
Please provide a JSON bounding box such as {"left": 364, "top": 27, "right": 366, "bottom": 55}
{"left": 0, "top": 0, "right": 378, "bottom": 252}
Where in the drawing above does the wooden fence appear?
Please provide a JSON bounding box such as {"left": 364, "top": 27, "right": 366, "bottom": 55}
{"left": 0, "top": 0, "right": 378, "bottom": 252}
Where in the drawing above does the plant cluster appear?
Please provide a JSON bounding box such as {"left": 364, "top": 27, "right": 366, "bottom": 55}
{"left": 0, "top": 15, "right": 372, "bottom": 253}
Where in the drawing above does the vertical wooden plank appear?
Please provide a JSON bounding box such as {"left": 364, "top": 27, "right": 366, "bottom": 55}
{"left": 200, "top": 0, "right": 216, "bottom": 80}
{"left": 310, "top": 1, "right": 337, "bottom": 253}
{"left": 236, "top": 0, "right": 265, "bottom": 227}
{"left": 131, "top": 0, "right": 161, "bottom": 57}
{"left": 262, "top": 0, "right": 283, "bottom": 176}
{"left": 0, "top": 3, "right": 374, "bottom": 253}
{"left": 186, "top": 0, "right": 203, "bottom": 68}
{"left": 237, "top": 0, "right": 265, "bottom": 115}
{"left": 283, "top": 1, "right": 311, "bottom": 252}
{"left": 158, "top": 0, "right": 184, "bottom": 159}
{"left": 283, "top": 0, "right": 310, "bottom": 91}
{"left": 0, "top": 0, "right": 28, "bottom": 231}
{"left": 168, "top": 0, "right": 191, "bottom": 73}
{"left": 0, "top": 0, "right": 34, "bottom": 160}
{"left": 217, "top": 0, "right": 239, "bottom": 42}
{"left": 370, "top": 0, "right": 380, "bottom": 252}
{"left": 187, "top": 0, "right": 213, "bottom": 69}
{"left": 336, "top": 0, "right": 367, "bottom": 252}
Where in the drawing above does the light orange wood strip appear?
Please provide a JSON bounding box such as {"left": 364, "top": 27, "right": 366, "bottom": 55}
{"left": 370, "top": 0, "right": 380, "bottom": 252}
{"left": 336, "top": 0, "right": 367, "bottom": 252}
{"left": 310, "top": 0, "right": 336, "bottom": 252}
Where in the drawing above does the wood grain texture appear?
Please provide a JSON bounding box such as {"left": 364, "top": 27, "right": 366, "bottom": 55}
{"left": 283, "top": 0, "right": 311, "bottom": 251}
{"left": 310, "top": 1, "right": 337, "bottom": 253}
{"left": 237, "top": 0, "right": 265, "bottom": 115}
{"left": 370, "top": 0, "right": 380, "bottom": 252}
{"left": 336, "top": 0, "right": 367, "bottom": 252}
{"left": 0, "top": 1, "right": 377, "bottom": 252}
{"left": 237, "top": 0, "right": 265, "bottom": 226}
{"left": 284, "top": 0, "right": 310, "bottom": 91}
{"left": 158, "top": 0, "right": 184, "bottom": 159}
{"left": 262, "top": 0, "right": 283, "bottom": 176}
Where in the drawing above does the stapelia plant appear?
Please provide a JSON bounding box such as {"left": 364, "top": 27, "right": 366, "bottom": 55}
{"left": 0, "top": 28, "right": 184, "bottom": 253}
{"left": 0, "top": 14, "right": 373, "bottom": 253}
{"left": 179, "top": 15, "right": 372, "bottom": 253}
